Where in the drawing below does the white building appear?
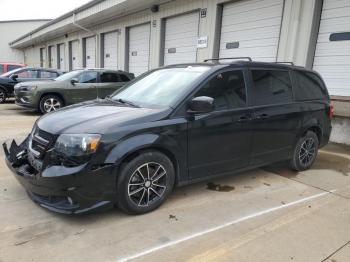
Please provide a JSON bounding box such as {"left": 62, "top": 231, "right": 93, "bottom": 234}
{"left": 0, "top": 19, "right": 50, "bottom": 64}
{"left": 7, "top": 0, "right": 350, "bottom": 144}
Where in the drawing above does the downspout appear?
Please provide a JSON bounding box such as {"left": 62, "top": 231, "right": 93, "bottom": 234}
{"left": 72, "top": 13, "right": 100, "bottom": 98}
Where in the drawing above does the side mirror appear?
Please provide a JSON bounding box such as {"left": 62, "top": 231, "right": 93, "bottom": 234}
{"left": 188, "top": 96, "right": 214, "bottom": 114}
{"left": 10, "top": 74, "right": 18, "bottom": 81}
{"left": 70, "top": 78, "right": 78, "bottom": 85}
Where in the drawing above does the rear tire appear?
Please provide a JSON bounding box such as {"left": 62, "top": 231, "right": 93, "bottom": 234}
{"left": 117, "top": 150, "right": 175, "bottom": 215}
{"left": 39, "top": 95, "right": 63, "bottom": 114}
{"left": 290, "top": 131, "right": 319, "bottom": 171}
{"left": 0, "top": 88, "right": 7, "bottom": 103}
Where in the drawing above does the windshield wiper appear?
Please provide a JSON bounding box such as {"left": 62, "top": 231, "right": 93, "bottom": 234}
{"left": 105, "top": 96, "right": 139, "bottom": 107}
{"left": 116, "top": 98, "right": 139, "bottom": 107}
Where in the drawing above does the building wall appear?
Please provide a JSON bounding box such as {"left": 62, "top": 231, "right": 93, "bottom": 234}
{"left": 15, "top": 0, "right": 350, "bottom": 145}
{"left": 0, "top": 20, "right": 50, "bottom": 64}
{"left": 21, "top": 0, "right": 318, "bottom": 71}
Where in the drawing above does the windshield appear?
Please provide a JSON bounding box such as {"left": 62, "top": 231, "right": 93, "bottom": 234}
{"left": 54, "top": 70, "right": 82, "bottom": 81}
{"left": 111, "top": 66, "right": 210, "bottom": 108}
{"left": 1, "top": 67, "right": 24, "bottom": 77}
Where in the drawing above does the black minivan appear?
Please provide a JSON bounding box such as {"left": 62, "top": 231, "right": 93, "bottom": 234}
{"left": 3, "top": 58, "right": 332, "bottom": 215}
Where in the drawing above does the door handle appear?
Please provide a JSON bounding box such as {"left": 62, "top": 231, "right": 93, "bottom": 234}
{"left": 238, "top": 115, "right": 251, "bottom": 122}
{"left": 255, "top": 113, "right": 269, "bottom": 120}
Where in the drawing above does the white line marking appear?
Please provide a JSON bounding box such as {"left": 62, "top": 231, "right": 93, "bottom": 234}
{"left": 118, "top": 190, "right": 335, "bottom": 262}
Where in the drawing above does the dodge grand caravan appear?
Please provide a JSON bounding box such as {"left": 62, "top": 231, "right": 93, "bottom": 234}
{"left": 3, "top": 59, "right": 332, "bottom": 215}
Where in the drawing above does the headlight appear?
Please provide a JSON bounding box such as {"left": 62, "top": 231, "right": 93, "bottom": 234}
{"left": 22, "top": 85, "right": 38, "bottom": 92}
{"left": 54, "top": 134, "right": 101, "bottom": 157}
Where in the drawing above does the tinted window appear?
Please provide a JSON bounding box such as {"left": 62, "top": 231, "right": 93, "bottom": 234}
{"left": 17, "top": 69, "right": 38, "bottom": 79}
{"left": 8, "top": 65, "right": 22, "bottom": 71}
{"left": 120, "top": 74, "right": 130, "bottom": 82}
{"left": 78, "top": 71, "right": 97, "bottom": 83}
{"left": 195, "top": 70, "right": 246, "bottom": 111}
{"left": 293, "top": 71, "right": 328, "bottom": 100}
{"left": 252, "top": 70, "right": 292, "bottom": 105}
{"left": 40, "top": 71, "right": 58, "bottom": 79}
{"left": 0, "top": 65, "right": 4, "bottom": 74}
{"left": 100, "top": 72, "right": 119, "bottom": 83}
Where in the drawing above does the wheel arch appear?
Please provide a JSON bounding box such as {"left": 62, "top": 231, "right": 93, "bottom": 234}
{"left": 0, "top": 84, "right": 8, "bottom": 94}
{"left": 104, "top": 134, "right": 184, "bottom": 186}
{"left": 39, "top": 92, "right": 66, "bottom": 110}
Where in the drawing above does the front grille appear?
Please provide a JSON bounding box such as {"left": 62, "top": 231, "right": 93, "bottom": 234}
{"left": 29, "top": 127, "right": 55, "bottom": 159}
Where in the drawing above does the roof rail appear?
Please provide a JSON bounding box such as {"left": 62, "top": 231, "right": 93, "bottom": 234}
{"left": 274, "top": 61, "right": 295, "bottom": 66}
{"left": 204, "top": 57, "right": 252, "bottom": 63}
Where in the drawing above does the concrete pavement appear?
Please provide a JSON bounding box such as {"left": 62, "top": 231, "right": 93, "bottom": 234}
{"left": 0, "top": 102, "right": 349, "bottom": 262}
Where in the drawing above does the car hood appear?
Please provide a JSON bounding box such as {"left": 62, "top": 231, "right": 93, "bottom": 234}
{"left": 37, "top": 100, "right": 171, "bottom": 134}
{"left": 0, "top": 77, "right": 10, "bottom": 83}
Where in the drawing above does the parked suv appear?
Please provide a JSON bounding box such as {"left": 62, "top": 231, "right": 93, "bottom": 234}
{"left": 14, "top": 68, "right": 134, "bottom": 114}
{"left": 3, "top": 59, "right": 332, "bottom": 215}
{"left": 0, "top": 67, "right": 63, "bottom": 103}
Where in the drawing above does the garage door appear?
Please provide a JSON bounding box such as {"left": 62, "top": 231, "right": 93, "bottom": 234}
{"left": 128, "top": 23, "right": 150, "bottom": 76}
{"left": 70, "top": 40, "right": 80, "bottom": 70}
{"left": 313, "top": 0, "right": 350, "bottom": 97}
{"left": 219, "top": 0, "right": 284, "bottom": 62}
{"left": 103, "top": 31, "right": 118, "bottom": 70}
{"left": 49, "top": 45, "right": 57, "bottom": 68}
{"left": 58, "top": 44, "right": 65, "bottom": 70}
{"left": 84, "top": 37, "right": 96, "bottom": 68}
{"left": 40, "top": 48, "right": 46, "bottom": 67}
{"left": 164, "top": 12, "right": 199, "bottom": 66}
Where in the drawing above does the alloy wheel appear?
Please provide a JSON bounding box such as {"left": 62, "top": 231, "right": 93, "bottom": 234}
{"left": 299, "top": 138, "right": 316, "bottom": 166}
{"left": 43, "top": 98, "right": 61, "bottom": 112}
{"left": 128, "top": 162, "right": 167, "bottom": 207}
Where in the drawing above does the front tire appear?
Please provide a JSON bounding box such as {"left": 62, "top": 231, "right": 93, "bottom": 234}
{"left": 39, "top": 95, "right": 63, "bottom": 114}
{"left": 0, "top": 88, "right": 7, "bottom": 103}
{"left": 290, "top": 131, "right": 319, "bottom": 171}
{"left": 117, "top": 151, "right": 175, "bottom": 215}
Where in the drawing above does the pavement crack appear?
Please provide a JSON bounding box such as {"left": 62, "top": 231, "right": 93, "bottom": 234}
{"left": 277, "top": 176, "right": 350, "bottom": 200}
{"left": 320, "top": 240, "right": 350, "bottom": 262}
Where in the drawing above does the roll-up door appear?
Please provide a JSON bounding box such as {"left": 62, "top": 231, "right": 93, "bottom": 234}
{"left": 164, "top": 12, "right": 200, "bottom": 66}
{"left": 40, "top": 48, "right": 46, "bottom": 68}
{"left": 70, "top": 40, "right": 80, "bottom": 70}
{"left": 128, "top": 23, "right": 151, "bottom": 76}
{"left": 48, "top": 45, "right": 57, "bottom": 68}
{"left": 219, "top": 0, "right": 284, "bottom": 62}
{"left": 313, "top": 0, "right": 350, "bottom": 96}
{"left": 84, "top": 37, "right": 96, "bottom": 68}
{"left": 103, "top": 31, "right": 118, "bottom": 70}
{"left": 58, "top": 44, "right": 65, "bottom": 70}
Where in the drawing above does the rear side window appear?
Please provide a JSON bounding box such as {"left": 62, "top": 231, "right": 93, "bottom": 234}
{"left": 40, "top": 71, "right": 58, "bottom": 79}
{"left": 293, "top": 71, "right": 328, "bottom": 100}
{"left": 251, "top": 70, "right": 293, "bottom": 106}
{"left": 100, "top": 72, "right": 119, "bottom": 83}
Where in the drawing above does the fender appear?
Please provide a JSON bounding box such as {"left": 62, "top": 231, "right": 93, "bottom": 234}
{"left": 104, "top": 133, "right": 187, "bottom": 183}
{"left": 297, "top": 117, "right": 323, "bottom": 142}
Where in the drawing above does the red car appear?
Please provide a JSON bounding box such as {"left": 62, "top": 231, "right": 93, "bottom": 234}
{"left": 0, "top": 63, "right": 25, "bottom": 75}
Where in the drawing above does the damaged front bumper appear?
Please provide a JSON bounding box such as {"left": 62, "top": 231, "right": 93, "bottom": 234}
{"left": 3, "top": 138, "right": 117, "bottom": 214}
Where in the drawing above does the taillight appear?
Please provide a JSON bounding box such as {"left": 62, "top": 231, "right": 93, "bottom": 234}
{"left": 329, "top": 101, "right": 334, "bottom": 119}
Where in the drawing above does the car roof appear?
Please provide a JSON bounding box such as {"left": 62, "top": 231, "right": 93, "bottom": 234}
{"left": 163, "top": 60, "right": 316, "bottom": 73}
{"left": 72, "top": 68, "right": 129, "bottom": 73}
